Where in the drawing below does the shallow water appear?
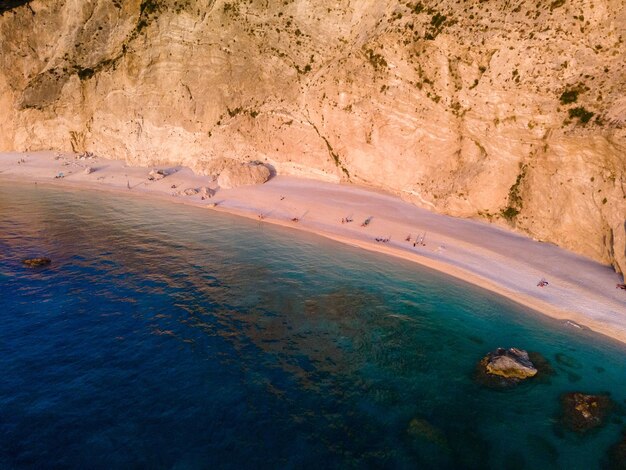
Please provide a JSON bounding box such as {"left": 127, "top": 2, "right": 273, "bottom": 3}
{"left": 0, "top": 181, "right": 625, "bottom": 469}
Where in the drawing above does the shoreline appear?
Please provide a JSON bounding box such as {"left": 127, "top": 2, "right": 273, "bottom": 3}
{"left": 2, "top": 151, "right": 625, "bottom": 346}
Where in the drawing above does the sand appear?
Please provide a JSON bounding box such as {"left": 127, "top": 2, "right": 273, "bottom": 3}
{"left": 1, "top": 151, "right": 625, "bottom": 345}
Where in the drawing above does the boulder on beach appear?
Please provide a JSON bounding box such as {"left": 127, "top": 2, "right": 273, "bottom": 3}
{"left": 77, "top": 151, "right": 95, "bottom": 160}
{"left": 475, "top": 347, "right": 538, "bottom": 388}
{"left": 561, "top": 392, "right": 613, "bottom": 432}
{"left": 22, "top": 257, "right": 51, "bottom": 267}
{"left": 199, "top": 186, "right": 215, "bottom": 198}
{"left": 217, "top": 162, "right": 271, "bottom": 189}
{"left": 148, "top": 169, "right": 167, "bottom": 181}
{"left": 182, "top": 187, "right": 199, "bottom": 196}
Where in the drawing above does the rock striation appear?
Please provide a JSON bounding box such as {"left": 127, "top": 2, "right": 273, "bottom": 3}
{"left": 0, "top": 0, "right": 624, "bottom": 273}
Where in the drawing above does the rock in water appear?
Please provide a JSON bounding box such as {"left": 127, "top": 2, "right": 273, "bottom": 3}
{"left": 485, "top": 348, "right": 538, "bottom": 378}
{"left": 561, "top": 392, "right": 613, "bottom": 432}
{"left": 607, "top": 431, "right": 626, "bottom": 470}
{"left": 22, "top": 257, "right": 51, "bottom": 267}
{"left": 217, "top": 162, "right": 271, "bottom": 189}
{"left": 407, "top": 417, "right": 449, "bottom": 449}
{"left": 476, "top": 347, "right": 538, "bottom": 388}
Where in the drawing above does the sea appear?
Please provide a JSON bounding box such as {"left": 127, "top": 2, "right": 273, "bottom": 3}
{"left": 1, "top": 181, "right": 624, "bottom": 469}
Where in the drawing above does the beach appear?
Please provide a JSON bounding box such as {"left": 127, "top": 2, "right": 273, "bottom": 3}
{"left": 1, "top": 150, "right": 624, "bottom": 344}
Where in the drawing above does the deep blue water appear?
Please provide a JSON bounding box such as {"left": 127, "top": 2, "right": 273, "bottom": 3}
{"left": 0, "top": 181, "right": 625, "bottom": 469}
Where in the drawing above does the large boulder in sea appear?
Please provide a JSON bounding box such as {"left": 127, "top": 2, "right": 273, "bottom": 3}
{"left": 217, "top": 162, "right": 271, "bottom": 189}
{"left": 22, "top": 257, "right": 51, "bottom": 267}
{"left": 475, "top": 347, "right": 538, "bottom": 388}
{"left": 561, "top": 392, "right": 613, "bottom": 432}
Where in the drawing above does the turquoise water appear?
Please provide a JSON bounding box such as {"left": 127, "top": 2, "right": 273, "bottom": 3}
{"left": 0, "top": 181, "right": 624, "bottom": 469}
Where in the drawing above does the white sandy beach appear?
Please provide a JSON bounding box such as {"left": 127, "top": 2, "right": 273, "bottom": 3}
{"left": 1, "top": 151, "right": 625, "bottom": 344}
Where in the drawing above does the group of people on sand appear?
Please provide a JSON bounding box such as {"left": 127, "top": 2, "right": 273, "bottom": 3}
{"left": 257, "top": 200, "right": 626, "bottom": 295}
{"left": 407, "top": 233, "right": 426, "bottom": 248}
{"left": 536, "top": 280, "right": 626, "bottom": 291}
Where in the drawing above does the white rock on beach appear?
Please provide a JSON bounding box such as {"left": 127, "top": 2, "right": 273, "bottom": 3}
{"left": 182, "top": 188, "right": 199, "bottom": 196}
{"left": 217, "top": 163, "right": 271, "bottom": 189}
{"left": 199, "top": 186, "right": 214, "bottom": 198}
{"left": 148, "top": 169, "right": 167, "bottom": 181}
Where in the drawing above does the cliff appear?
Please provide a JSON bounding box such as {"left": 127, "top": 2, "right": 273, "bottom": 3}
{"left": 1, "top": 0, "right": 624, "bottom": 274}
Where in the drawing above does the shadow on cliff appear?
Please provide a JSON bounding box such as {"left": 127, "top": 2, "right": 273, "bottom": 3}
{"left": 0, "top": 0, "right": 33, "bottom": 15}
{"left": 265, "top": 163, "right": 277, "bottom": 179}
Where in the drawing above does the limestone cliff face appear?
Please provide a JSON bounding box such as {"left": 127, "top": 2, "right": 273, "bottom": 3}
{"left": 1, "top": 0, "right": 625, "bottom": 274}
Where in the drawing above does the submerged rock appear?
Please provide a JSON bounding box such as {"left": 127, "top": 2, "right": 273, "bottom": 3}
{"left": 476, "top": 347, "right": 538, "bottom": 388}
{"left": 217, "top": 162, "right": 271, "bottom": 189}
{"left": 22, "top": 257, "right": 51, "bottom": 267}
{"left": 561, "top": 392, "right": 613, "bottom": 432}
{"left": 407, "top": 417, "right": 449, "bottom": 449}
{"left": 555, "top": 352, "right": 582, "bottom": 370}
{"left": 606, "top": 431, "right": 626, "bottom": 470}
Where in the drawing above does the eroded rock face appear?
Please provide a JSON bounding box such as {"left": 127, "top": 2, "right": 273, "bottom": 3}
{"left": 476, "top": 347, "right": 538, "bottom": 388}
{"left": 0, "top": 0, "right": 624, "bottom": 273}
{"left": 561, "top": 392, "right": 613, "bottom": 433}
{"left": 0, "top": 1, "right": 32, "bottom": 15}
{"left": 217, "top": 162, "right": 271, "bottom": 189}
